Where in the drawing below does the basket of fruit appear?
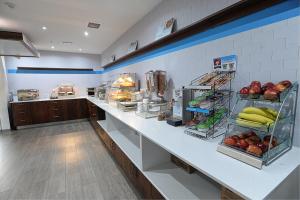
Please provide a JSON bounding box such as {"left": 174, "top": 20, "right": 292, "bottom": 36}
{"left": 222, "top": 131, "right": 278, "bottom": 158}
{"left": 239, "top": 80, "right": 292, "bottom": 101}
{"left": 218, "top": 80, "right": 298, "bottom": 169}
{"left": 233, "top": 106, "right": 278, "bottom": 132}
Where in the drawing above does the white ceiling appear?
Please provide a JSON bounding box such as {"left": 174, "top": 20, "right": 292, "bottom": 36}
{"left": 0, "top": 0, "right": 162, "bottom": 54}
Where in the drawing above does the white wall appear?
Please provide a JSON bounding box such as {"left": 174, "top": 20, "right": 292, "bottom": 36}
{"left": 101, "top": 0, "right": 239, "bottom": 65}
{"left": 6, "top": 50, "right": 102, "bottom": 98}
{"left": 99, "top": 0, "right": 300, "bottom": 147}
{"left": 0, "top": 56, "right": 10, "bottom": 130}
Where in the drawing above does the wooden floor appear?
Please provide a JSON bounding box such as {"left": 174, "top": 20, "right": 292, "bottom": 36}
{"left": 0, "top": 121, "right": 140, "bottom": 200}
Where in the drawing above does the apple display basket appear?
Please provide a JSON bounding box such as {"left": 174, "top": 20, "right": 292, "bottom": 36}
{"left": 217, "top": 82, "right": 298, "bottom": 169}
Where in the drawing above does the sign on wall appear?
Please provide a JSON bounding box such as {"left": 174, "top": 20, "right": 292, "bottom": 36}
{"left": 213, "top": 55, "right": 237, "bottom": 72}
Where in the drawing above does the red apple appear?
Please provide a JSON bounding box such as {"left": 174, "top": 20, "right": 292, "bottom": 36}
{"left": 237, "top": 139, "right": 249, "bottom": 150}
{"left": 231, "top": 135, "right": 240, "bottom": 141}
{"left": 239, "top": 87, "right": 249, "bottom": 95}
{"left": 278, "top": 80, "right": 292, "bottom": 88}
{"left": 246, "top": 144, "right": 263, "bottom": 156}
{"left": 245, "top": 138, "right": 258, "bottom": 145}
{"left": 262, "top": 82, "right": 275, "bottom": 93}
{"left": 263, "top": 82, "right": 275, "bottom": 89}
{"left": 249, "top": 88, "right": 256, "bottom": 94}
{"left": 256, "top": 143, "right": 268, "bottom": 153}
{"left": 224, "top": 137, "right": 238, "bottom": 146}
{"left": 248, "top": 135, "right": 261, "bottom": 143}
{"left": 274, "top": 83, "right": 286, "bottom": 92}
{"left": 250, "top": 81, "right": 261, "bottom": 88}
{"left": 264, "top": 88, "right": 279, "bottom": 100}
{"left": 263, "top": 135, "right": 278, "bottom": 148}
{"left": 250, "top": 85, "right": 261, "bottom": 94}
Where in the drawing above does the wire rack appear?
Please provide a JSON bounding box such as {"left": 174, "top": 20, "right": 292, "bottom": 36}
{"left": 183, "top": 71, "right": 235, "bottom": 140}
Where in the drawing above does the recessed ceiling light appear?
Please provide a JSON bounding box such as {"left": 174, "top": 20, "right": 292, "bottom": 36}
{"left": 79, "top": 48, "right": 82, "bottom": 52}
{"left": 4, "top": 2, "right": 16, "bottom": 9}
{"left": 84, "top": 31, "right": 89, "bottom": 36}
{"left": 51, "top": 46, "right": 55, "bottom": 49}
{"left": 42, "top": 26, "right": 47, "bottom": 30}
{"left": 62, "top": 41, "right": 72, "bottom": 44}
{"left": 88, "top": 22, "right": 100, "bottom": 29}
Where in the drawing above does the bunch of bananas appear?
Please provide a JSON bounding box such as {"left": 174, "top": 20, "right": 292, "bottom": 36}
{"left": 236, "top": 107, "right": 278, "bottom": 128}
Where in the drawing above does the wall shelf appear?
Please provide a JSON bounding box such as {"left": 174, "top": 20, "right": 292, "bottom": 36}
{"left": 102, "top": 0, "right": 283, "bottom": 69}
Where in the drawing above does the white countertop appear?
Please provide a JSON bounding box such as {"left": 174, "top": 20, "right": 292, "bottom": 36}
{"left": 87, "top": 97, "right": 300, "bottom": 200}
{"left": 11, "top": 95, "right": 89, "bottom": 103}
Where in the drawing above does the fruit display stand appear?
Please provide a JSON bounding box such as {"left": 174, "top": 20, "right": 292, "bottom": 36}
{"left": 183, "top": 71, "right": 235, "bottom": 139}
{"left": 217, "top": 82, "right": 298, "bottom": 169}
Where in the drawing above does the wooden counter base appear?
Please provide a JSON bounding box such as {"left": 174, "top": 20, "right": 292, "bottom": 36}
{"left": 10, "top": 98, "right": 88, "bottom": 129}
{"left": 88, "top": 106, "right": 164, "bottom": 199}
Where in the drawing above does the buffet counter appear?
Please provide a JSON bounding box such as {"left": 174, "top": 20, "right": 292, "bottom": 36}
{"left": 10, "top": 96, "right": 89, "bottom": 129}
{"left": 11, "top": 95, "right": 88, "bottom": 103}
{"left": 87, "top": 97, "right": 300, "bottom": 200}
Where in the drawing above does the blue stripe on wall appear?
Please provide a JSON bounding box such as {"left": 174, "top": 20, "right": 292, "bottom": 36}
{"left": 7, "top": 69, "right": 100, "bottom": 74}
{"left": 7, "top": 0, "right": 300, "bottom": 75}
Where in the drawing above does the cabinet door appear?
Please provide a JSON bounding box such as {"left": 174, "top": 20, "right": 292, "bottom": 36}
{"left": 31, "top": 101, "right": 49, "bottom": 124}
{"left": 90, "top": 103, "right": 98, "bottom": 120}
{"left": 108, "top": 139, "right": 116, "bottom": 154}
{"left": 12, "top": 103, "right": 32, "bottom": 126}
{"left": 114, "top": 145, "right": 125, "bottom": 168}
{"left": 122, "top": 155, "right": 132, "bottom": 177}
{"left": 97, "top": 125, "right": 105, "bottom": 140}
{"left": 102, "top": 132, "right": 111, "bottom": 149}
{"left": 63, "top": 99, "right": 78, "bottom": 120}
{"left": 48, "top": 100, "right": 64, "bottom": 122}
{"left": 87, "top": 100, "right": 105, "bottom": 121}
{"left": 77, "top": 99, "right": 88, "bottom": 119}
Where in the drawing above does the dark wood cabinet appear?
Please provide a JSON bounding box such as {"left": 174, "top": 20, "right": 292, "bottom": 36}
{"left": 77, "top": 99, "right": 88, "bottom": 119}
{"left": 114, "top": 145, "right": 126, "bottom": 169}
{"left": 63, "top": 99, "right": 82, "bottom": 120}
{"left": 11, "top": 98, "right": 88, "bottom": 129}
{"left": 31, "top": 101, "right": 50, "bottom": 124}
{"left": 87, "top": 101, "right": 98, "bottom": 120}
{"left": 106, "top": 136, "right": 115, "bottom": 153}
{"left": 11, "top": 102, "right": 32, "bottom": 127}
{"left": 48, "top": 100, "right": 64, "bottom": 122}
{"left": 87, "top": 101, "right": 105, "bottom": 134}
